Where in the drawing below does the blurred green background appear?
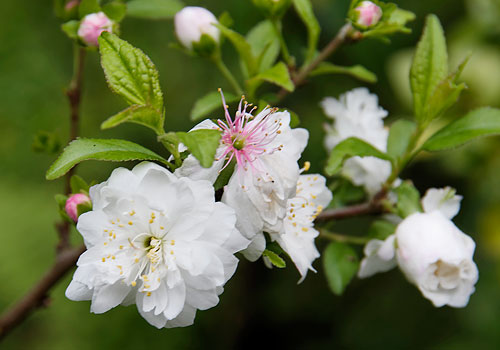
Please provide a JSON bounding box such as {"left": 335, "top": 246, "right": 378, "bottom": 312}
{"left": 1, "top": 0, "right": 500, "bottom": 349}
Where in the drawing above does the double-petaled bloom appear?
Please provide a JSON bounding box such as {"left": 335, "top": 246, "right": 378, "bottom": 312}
{"left": 66, "top": 162, "right": 248, "bottom": 328}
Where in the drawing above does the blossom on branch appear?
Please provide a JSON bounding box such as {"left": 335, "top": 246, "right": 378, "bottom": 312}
{"left": 78, "top": 12, "right": 114, "bottom": 47}
{"left": 65, "top": 162, "right": 248, "bottom": 328}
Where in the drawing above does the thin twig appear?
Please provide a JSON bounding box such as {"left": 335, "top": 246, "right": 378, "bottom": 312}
{"left": 319, "top": 229, "right": 370, "bottom": 245}
{"left": 277, "top": 23, "right": 353, "bottom": 101}
{"left": 0, "top": 245, "right": 86, "bottom": 341}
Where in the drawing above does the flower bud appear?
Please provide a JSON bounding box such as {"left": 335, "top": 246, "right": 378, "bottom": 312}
{"left": 78, "top": 12, "right": 114, "bottom": 47}
{"left": 65, "top": 193, "right": 91, "bottom": 222}
{"left": 251, "top": 0, "right": 292, "bottom": 18}
{"left": 174, "top": 7, "right": 220, "bottom": 56}
{"left": 354, "top": 1, "right": 382, "bottom": 28}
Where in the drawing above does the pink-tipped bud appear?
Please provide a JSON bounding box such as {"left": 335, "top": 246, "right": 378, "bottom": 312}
{"left": 65, "top": 0, "right": 79, "bottom": 12}
{"left": 65, "top": 193, "right": 91, "bottom": 222}
{"left": 78, "top": 12, "right": 114, "bottom": 47}
{"left": 355, "top": 1, "right": 382, "bottom": 27}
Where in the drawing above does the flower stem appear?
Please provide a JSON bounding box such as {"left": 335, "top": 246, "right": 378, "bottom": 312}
{"left": 319, "top": 229, "right": 370, "bottom": 245}
{"left": 212, "top": 56, "right": 244, "bottom": 96}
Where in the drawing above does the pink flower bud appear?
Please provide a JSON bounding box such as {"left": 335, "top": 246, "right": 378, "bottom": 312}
{"left": 65, "top": 193, "right": 91, "bottom": 222}
{"left": 78, "top": 12, "right": 114, "bottom": 47}
{"left": 355, "top": 1, "right": 382, "bottom": 27}
{"left": 65, "top": 0, "right": 79, "bottom": 12}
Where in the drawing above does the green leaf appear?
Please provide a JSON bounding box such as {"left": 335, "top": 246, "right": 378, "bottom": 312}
{"left": 387, "top": 119, "right": 417, "bottom": 160}
{"left": 323, "top": 242, "right": 359, "bottom": 295}
{"left": 126, "top": 0, "right": 183, "bottom": 19}
{"left": 216, "top": 24, "right": 258, "bottom": 77}
{"left": 368, "top": 220, "right": 397, "bottom": 240}
{"left": 410, "top": 14, "right": 448, "bottom": 125}
{"left": 70, "top": 175, "right": 90, "bottom": 194}
{"left": 176, "top": 130, "right": 221, "bottom": 168}
{"left": 247, "top": 20, "right": 280, "bottom": 73}
{"left": 329, "top": 178, "right": 366, "bottom": 208}
{"left": 102, "top": 2, "right": 127, "bottom": 22}
{"left": 157, "top": 132, "right": 181, "bottom": 165}
{"left": 55, "top": 194, "right": 69, "bottom": 209}
{"left": 61, "top": 20, "right": 80, "bottom": 39}
{"left": 325, "top": 137, "right": 393, "bottom": 177}
{"left": 213, "top": 159, "right": 236, "bottom": 191}
{"left": 101, "top": 105, "right": 164, "bottom": 134}
{"left": 247, "top": 62, "right": 294, "bottom": 96}
{"left": 288, "top": 110, "right": 300, "bottom": 128}
{"left": 46, "top": 138, "right": 169, "bottom": 180}
{"left": 218, "top": 11, "right": 234, "bottom": 28}
{"left": 79, "top": 0, "right": 100, "bottom": 18}
{"left": 292, "top": 0, "right": 320, "bottom": 65}
{"left": 263, "top": 249, "right": 286, "bottom": 268}
{"left": 310, "top": 62, "right": 377, "bottom": 83}
{"left": 99, "top": 32, "right": 164, "bottom": 111}
{"left": 190, "top": 91, "right": 238, "bottom": 122}
{"left": 395, "top": 181, "right": 422, "bottom": 218}
{"left": 423, "top": 107, "right": 500, "bottom": 151}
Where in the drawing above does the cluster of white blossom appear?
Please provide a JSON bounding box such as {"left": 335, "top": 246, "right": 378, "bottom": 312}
{"left": 66, "top": 94, "right": 332, "bottom": 328}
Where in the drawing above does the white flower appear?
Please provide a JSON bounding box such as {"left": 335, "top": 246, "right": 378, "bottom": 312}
{"left": 269, "top": 174, "right": 332, "bottom": 282}
{"left": 174, "top": 7, "right": 220, "bottom": 50}
{"left": 176, "top": 93, "right": 308, "bottom": 261}
{"left": 358, "top": 187, "right": 478, "bottom": 308}
{"left": 321, "top": 88, "right": 391, "bottom": 196}
{"left": 78, "top": 12, "right": 113, "bottom": 47}
{"left": 65, "top": 162, "right": 248, "bottom": 328}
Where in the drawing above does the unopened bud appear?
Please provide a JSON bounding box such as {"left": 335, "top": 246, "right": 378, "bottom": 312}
{"left": 354, "top": 1, "right": 382, "bottom": 28}
{"left": 174, "top": 7, "right": 220, "bottom": 55}
{"left": 78, "top": 12, "right": 114, "bottom": 47}
{"left": 65, "top": 193, "right": 91, "bottom": 222}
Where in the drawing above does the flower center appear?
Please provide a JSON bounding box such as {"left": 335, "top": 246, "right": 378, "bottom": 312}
{"left": 145, "top": 236, "right": 163, "bottom": 265}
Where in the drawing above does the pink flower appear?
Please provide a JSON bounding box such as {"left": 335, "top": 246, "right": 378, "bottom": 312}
{"left": 355, "top": 1, "right": 382, "bottom": 27}
{"left": 78, "top": 12, "right": 113, "bottom": 47}
{"left": 65, "top": 193, "right": 91, "bottom": 222}
{"left": 216, "top": 89, "right": 284, "bottom": 174}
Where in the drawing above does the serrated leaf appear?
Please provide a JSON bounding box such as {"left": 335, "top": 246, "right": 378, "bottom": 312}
{"left": 247, "top": 62, "right": 294, "bottom": 96}
{"left": 190, "top": 91, "right": 238, "bottom": 121}
{"left": 247, "top": 20, "right": 280, "bottom": 73}
{"left": 310, "top": 62, "right": 377, "bottom": 83}
{"left": 101, "top": 105, "right": 164, "bottom": 134}
{"left": 46, "top": 138, "right": 169, "bottom": 180}
{"left": 292, "top": 0, "right": 320, "bottom": 65}
{"left": 410, "top": 14, "right": 448, "bottom": 125}
{"left": 323, "top": 242, "right": 359, "bottom": 295}
{"left": 99, "top": 32, "right": 164, "bottom": 111}
{"left": 325, "top": 137, "right": 393, "bottom": 177}
{"left": 79, "top": 0, "right": 100, "bottom": 18}
{"left": 423, "top": 107, "right": 500, "bottom": 151}
{"left": 263, "top": 249, "right": 286, "bottom": 268}
{"left": 395, "top": 181, "right": 422, "bottom": 218}
{"left": 102, "top": 1, "right": 127, "bottom": 22}
{"left": 70, "top": 175, "right": 90, "bottom": 194}
{"left": 368, "top": 220, "right": 397, "bottom": 240}
{"left": 216, "top": 23, "right": 258, "bottom": 77}
{"left": 176, "top": 130, "right": 221, "bottom": 168}
{"left": 61, "top": 20, "right": 80, "bottom": 39}
{"left": 387, "top": 119, "right": 417, "bottom": 160}
{"left": 126, "top": 0, "right": 183, "bottom": 19}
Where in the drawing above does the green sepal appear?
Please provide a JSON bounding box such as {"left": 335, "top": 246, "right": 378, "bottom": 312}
{"left": 70, "top": 174, "right": 90, "bottom": 194}
{"left": 263, "top": 249, "right": 286, "bottom": 268}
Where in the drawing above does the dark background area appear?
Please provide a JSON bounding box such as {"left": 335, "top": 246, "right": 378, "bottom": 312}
{"left": 1, "top": 0, "right": 500, "bottom": 349}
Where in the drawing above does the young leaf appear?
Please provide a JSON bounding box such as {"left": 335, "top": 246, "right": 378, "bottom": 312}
{"left": 247, "top": 20, "right": 280, "bottom": 73}
{"left": 99, "top": 32, "right": 163, "bottom": 110}
{"left": 102, "top": 1, "right": 127, "bottom": 22}
{"left": 410, "top": 14, "right": 448, "bottom": 125}
{"left": 79, "top": 0, "right": 101, "bottom": 18}
{"left": 190, "top": 91, "right": 238, "bottom": 121}
{"left": 395, "top": 181, "right": 422, "bottom": 218}
{"left": 46, "top": 138, "right": 169, "bottom": 180}
{"left": 423, "top": 107, "right": 500, "bottom": 151}
{"left": 325, "top": 137, "right": 393, "bottom": 177}
{"left": 247, "top": 62, "right": 294, "bottom": 96}
{"left": 323, "top": 242, "right": 359, "bottom": 295}
{"left": 387, "top": 119, "right": 417, "bottom": 160}
{"left": 61, "top": 20, "right": 80, "bottom": 39}
{"left": 126, "top": 0, "right": 183, "bottom": 19}
{"left": 292, "top": 0, "right": 320, "bottom": 66}
{"left": 176, "top": 130, "right": 221, "bottom": 168}
{"left": 263, "top": 249, "right": 286, "bottom": 268}
{"left": 310, "top": 62, "right": 377, "bottom": 83}
{"left": 70, "top": 175, "right": 90, "bottom": 194}
{"left": 101, "top": 105, "right": 164, "bottom": 134}
{"left": 216, "top": 24, "right": 258, "bottom": 77}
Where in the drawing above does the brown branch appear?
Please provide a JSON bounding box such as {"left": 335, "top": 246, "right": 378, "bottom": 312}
{"left": 276, "top": 23, "right": 353, "bottom": 101}
{"left": 0, "top": 245, "right": 86, "bottom": 341}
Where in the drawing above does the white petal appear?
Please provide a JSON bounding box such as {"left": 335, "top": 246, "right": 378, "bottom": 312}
{"left": 65, "top": 280, "right": 92, "bottom": 301}
{"left": 358, "top": 237, "right": 397, "bottom": 278}
{"left": 165, "top": 305, "right": 197, "bottom": 328}
{"left": 90, "top": 281, "right": 131, "bottom": 314}
{"left": 241, "top": 233, "right": 266, "bottom": 262}
{"left": 421, "top": 187, "right": 462, "bottom": 219}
